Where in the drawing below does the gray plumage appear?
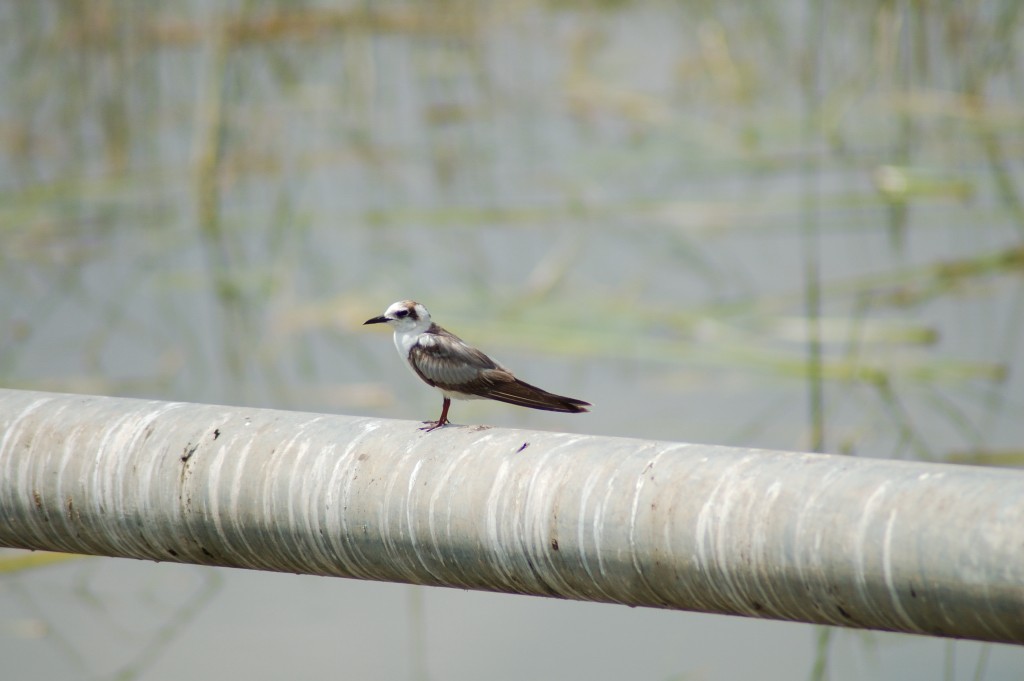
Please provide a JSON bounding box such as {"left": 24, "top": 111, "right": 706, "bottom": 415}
{"left": 364, "top": 301, "right": 590, "bottom": 430}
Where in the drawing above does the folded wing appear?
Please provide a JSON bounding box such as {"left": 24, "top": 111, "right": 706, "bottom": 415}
{"left": 409, "top": 327, "right": 590, "bottom": 413}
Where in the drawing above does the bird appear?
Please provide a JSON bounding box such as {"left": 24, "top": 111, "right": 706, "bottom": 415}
{"left": 363, "top": 300, "right": 590, "bottom": 431}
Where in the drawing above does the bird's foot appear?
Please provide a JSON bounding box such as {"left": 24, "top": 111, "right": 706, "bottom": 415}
{"left": 421, "top": 397, "right": 452, "bottom": 432}
{"left": 419, "top": 419, "right": 450, "bottom": 432}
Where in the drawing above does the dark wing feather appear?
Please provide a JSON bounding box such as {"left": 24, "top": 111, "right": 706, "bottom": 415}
{"left": 409, "top": 325, "right": 590, "bottom": 413}
{"left": 408, "top": 325, "right": 502, "bottom": 387}
{"left": 475, "top": 375, "right": 591, "bottom": 413}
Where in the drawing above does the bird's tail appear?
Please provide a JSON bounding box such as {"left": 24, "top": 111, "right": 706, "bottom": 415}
{"left": 485, "top": 379, "right": 591, "bottom": 413}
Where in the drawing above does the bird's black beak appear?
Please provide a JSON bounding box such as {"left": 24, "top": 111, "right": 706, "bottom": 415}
{"left": 363, "top": 315, "right": 388, "bottom": 325}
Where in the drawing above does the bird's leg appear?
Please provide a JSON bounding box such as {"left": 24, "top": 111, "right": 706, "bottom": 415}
{"left": 420, "top": 397, "right": 451, "bottom": 432}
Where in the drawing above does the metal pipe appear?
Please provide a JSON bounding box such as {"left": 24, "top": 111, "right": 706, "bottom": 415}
{"left": 0, "top": 389, "right": 1021, "bottom": 643}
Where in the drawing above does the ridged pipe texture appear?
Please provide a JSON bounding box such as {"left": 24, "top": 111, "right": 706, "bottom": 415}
{"left": 1, "top": 389, "right": 1021, "bottom": 643}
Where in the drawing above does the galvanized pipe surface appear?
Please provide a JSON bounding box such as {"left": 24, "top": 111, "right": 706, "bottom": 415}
{"left": 0, "top": 389, "right": 1021, "bottom": 643}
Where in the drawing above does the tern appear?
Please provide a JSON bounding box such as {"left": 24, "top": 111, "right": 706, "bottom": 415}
{"left": 364, "top": 300, "right": 591, "bottom": 431}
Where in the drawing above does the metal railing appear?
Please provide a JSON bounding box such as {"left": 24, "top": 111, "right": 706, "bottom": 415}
{"left": 1, "top": 389, "right": 1021, "bottom": 644}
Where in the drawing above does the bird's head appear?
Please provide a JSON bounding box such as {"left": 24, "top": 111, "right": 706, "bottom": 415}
{"left": 363, "top": 300, "right": 432, "bottom": 332}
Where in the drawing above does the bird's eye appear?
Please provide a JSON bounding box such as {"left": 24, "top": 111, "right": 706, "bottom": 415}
{"left": 394, "top": 310, "right": 408, "bottom": 318}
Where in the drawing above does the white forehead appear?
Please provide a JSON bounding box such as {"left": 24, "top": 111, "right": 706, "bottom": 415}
{"left": 385, "top": 301, "right": 412, "bottom": 316}
{"left": 385, "top": 300, "right": 429, "bottom": 318}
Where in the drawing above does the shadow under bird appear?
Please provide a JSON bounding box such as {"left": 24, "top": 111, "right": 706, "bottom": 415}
{"left": 364, "top": 300, "right": 591, "bottom": 431}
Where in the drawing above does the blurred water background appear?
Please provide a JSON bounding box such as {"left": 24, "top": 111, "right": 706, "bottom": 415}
{"left": 2, "top": 1, "right": 1023, "bottom": 680}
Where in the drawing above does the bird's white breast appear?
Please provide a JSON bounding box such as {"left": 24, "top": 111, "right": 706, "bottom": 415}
{"left": 393, "top": 326, "right": 422, "bottom": 361}
{"left": 393, "top": 328, "right": 438, "bottom": 386}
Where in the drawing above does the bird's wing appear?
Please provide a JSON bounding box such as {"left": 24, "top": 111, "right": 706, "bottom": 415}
{"left": 472, "top": 376, "right": 591, "bottom": 413}
{"left": 408, "top": 327, "right": 504, "bottom": 390}
{"left": 409, "top": 326, "right": 590, "bottom": 413}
